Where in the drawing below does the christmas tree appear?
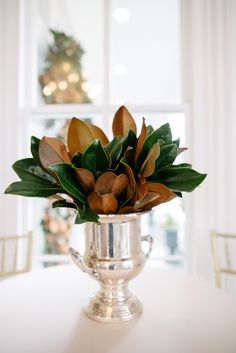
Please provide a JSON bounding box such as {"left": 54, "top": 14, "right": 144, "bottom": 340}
{"left": 39, "top": 29, "right": 91, "bottom": 104}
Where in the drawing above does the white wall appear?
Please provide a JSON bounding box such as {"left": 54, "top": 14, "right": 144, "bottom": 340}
{"left": 0, "top": 0, "right": 30, "bottom": 236}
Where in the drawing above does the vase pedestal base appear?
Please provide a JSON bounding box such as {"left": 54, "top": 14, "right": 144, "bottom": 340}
{"left": 84, "top": 283, "right": 143, "bottom": 323}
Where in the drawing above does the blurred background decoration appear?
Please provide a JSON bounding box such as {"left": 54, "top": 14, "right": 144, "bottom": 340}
{"left": 39, "top": 29, "right": 91, "bottom": 104}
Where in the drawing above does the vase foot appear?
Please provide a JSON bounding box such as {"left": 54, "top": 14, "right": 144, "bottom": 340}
{"left": 84, "top": 290, "right": 143, "bottom": 323}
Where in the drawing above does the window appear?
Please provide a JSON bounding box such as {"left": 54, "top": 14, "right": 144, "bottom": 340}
{"left": 28, "top": 0, "right": 185, "bottom": 269}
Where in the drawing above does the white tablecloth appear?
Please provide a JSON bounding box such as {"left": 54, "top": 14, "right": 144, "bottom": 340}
{"left": 0, "top": 265, "right": 236, "bottom": 353}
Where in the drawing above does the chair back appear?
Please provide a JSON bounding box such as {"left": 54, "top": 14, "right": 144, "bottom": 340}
{"left": 210, "top": 230, "right": 236, "bottom": 288}
{"left": 0, "top": 232, "right": 33, "bottom": 277}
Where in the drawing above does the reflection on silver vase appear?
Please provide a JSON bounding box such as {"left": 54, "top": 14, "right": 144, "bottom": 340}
{"left": 69, "top": 212, "right": 153, "bottom": 323}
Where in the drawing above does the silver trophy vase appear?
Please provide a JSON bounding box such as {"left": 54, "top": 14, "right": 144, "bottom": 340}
{"left": 69, "top": 213, "right": 153, "bottom": 323}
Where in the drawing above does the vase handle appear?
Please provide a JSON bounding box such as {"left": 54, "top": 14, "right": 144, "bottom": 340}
{"left": 141, "top": 234, "right": 153, "bottom": 258}
{"left": 68, "top": 247, "right": 100, "bottom": 279}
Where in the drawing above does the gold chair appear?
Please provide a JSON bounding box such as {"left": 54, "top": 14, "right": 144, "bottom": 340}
{"left": 0, "top": 232, "right": 33, "bottom": 277}
{"left": 210, "top": 230, "right": 236, "bottom": 288}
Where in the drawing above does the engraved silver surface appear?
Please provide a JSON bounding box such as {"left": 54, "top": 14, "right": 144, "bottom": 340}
{"left": 69, "top": 213, "right": 153, "bottom": 323}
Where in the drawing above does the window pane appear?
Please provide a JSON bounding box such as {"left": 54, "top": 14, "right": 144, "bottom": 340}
{"left": 37, "top": 0, "right": 104, "bottom": 105}
{"left": 110, "top": 0, "right": 181, "bottom": 105}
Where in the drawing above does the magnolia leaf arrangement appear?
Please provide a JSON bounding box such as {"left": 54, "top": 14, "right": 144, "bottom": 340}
{"left": 5, "top": 106, "right": 206, "bottom": 224}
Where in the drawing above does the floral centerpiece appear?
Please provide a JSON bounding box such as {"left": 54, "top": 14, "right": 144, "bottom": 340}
{"left": 5, "top": 106, "right": 206, "bottom": 221}
{"left": 5, "top": 106, "right": 206, "bottom": 323}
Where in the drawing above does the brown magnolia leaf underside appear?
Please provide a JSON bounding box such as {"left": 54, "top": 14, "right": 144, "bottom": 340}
{"left": 68, "top": 117, "right": 95, "bottom": 156}
{"left": 39, "top": 137, "right": 71, "bottom": 169}
{"left": 94, "top": 172, "right": 128, "bottom": 197}
{"left": 118, "top": 206, "right": 137, "bottom": 214}
{"left": 111, "top": 174, "right": 129, "bottom": 196}
{"left": 75, "top": 168, "right": 95, "bottom": 194}
{"left": 134, "top": 118, "right": 147, "bottom": 161}
{"left": 121, "top": 163, "right": 136, "bottom": 202}
{"left": 141, "top": 142, "right": 160, "bottom": 177}
{"left": 88, "top": 123, "right": 109, "bottom": 146}
{"left": 112, "top": 106, "right": 137, "bottom": 136}
{"left": 136, "top": 175, "right": 148, "bottom": 201}
{"left": 88, "top": 192, "right": 118, "bottom": 214}
{"left": 137, "top": 183, "right": 176, "bottom": 210}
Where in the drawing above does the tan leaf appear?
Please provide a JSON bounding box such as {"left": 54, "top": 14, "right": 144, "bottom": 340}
{"left": 94, "top": 172, "right": 116, "bottom": 195}
{"left": 94, "top": 172, "right": 128, "bottom": 197}
{"left": 112, "top": 174, "right": 129, "bottom": 196}
{"left": 136, "top": 175, "right": 148, "bottom": 201}
{"left": 87, "top": 123, "right": 109, "bottom": 146}
{"left": 134, "top": 118, "right": 147, "bottom": 161}
{"left": 140, "top": 142, "right": 160, "bottom": 178}
{"left": 121, "top": 163, "right": 136, "bottom": 202}
{"left": 48, "top": 195, "right": 66, "bottom": 201}
{"left": 118, "top": 206, "right": 137, "bottom": 214}
{"left": 67, "top": 117, "right": 95, "bottom": 156}
{"left": 75, "top": 168, "right": 95, "bottom": 194}
{"left": 88, "top": 192, "right": 118, "bottom": 214}
{"left": 112, "top": 105, "right": 137, "bottom": 136}
{"left": 39, "top": 137, "right": 71, "bottom": 169}
{"left": 136, "top": 183, "right": 176, "bottom": 210}
{"left": 177, "top": 147, "right": 188, "bottom": 155}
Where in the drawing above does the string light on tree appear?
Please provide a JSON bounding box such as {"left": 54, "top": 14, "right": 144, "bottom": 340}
{"left": 39, "top": 29, "right": 91, "bottom": 104}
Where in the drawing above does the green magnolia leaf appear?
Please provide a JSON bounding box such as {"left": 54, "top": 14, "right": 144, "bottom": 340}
{"left": 175, "top": 163, "right": 192, "bottom": 168}
{"left": 75, "top": 212, "right": 87, "bottom": 224}
{"left": 72, "top": 151, "right": 82, "bottom": 167}
{"left": 136, "top": 123, "right": 172, "bottom": 170}
{"left": 173, "top": 137, "right": 180, "bottom": 147}
{"left": 74, "top": 205, "right": 99, "bottom": 224}
{"left": 146, "top": 125, "right": 154, "bottom": 136}
{"left": 81, "top": 139, "right": 110, "bottom": 174}
{"left": 155, "top": 144, "right": 178, "bottom": 170}
{"left": 106, "top": 130, "right": 137, "bottom": 168}
{"left": 175, "top": 192, "right": 183, "bottom": 197}
{"left": 121, "top": 130, "right": 137, "bottom": 160}
{"left": 153, "top": 166, "right": 207, "bottom": 192}
{"left": 79, "top": 206, "right": 99, "bottom": 223}
{"left": 31, "top": 136, "right": 42, "bottom": 167}
{"left": 13, "top": 158, "right": 55, "bottom": 183}
{"left": 52, "top": 200, "right": 77, "bottom": 210}
{"left": 105, "top": 136, "right": 124, "bottom": 165}
{"left": 156, "top": 123, "right": 172, "bottom": 143}
{"left": 5, "top": 180, "right": 63, "bottom": 197}
{"left": 48, "top": 163, "right": 87, "bottom": 203}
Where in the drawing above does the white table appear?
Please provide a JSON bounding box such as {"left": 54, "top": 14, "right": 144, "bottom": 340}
{"left": 0, "top": 265, "right": 236, "bottom": 353}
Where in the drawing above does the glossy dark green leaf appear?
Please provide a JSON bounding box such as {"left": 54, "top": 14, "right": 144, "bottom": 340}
{"left": 13, "top": 158, "right": 55, "bottom": 183}
{"left": 74, "top": 205, "right": 99, "bottom": 224}
{"left": 72, "top": 151, "right": 82, "bottom": 167}
{"left": 175, "top": 163, "right": 192, "bottom": 168}
{"left": 106, "top": 130, "right": 137, "bottom": 168}
{"left": 146, "top": 125, "right": 154, "bottom": 136}
{"left": 79, "top": 206, "right": 99, "bottom": 223}
{"left": 173, "top": 137, "right": 180, "bottom": 147}
{"left": 5, "top": 180, "right": 63, "bottom": 197}
{"left": 175, "top": 192, "right": 183, "bottom": 197}
{"left": 75, "top": 212, "right": 87, "bottom": 224}
{"left": 52, "top": 200, "right": 77, "bottom": 210}
{"left": 136, "top": 123, "right": 172, "bottom": 171}
{"left": 31, "top": 136, "right": 42, "bottom": 167}
{"left": 105, "top": 136, "right": 124, "bottom": 165}
{"left": 48, "top": 163, "right": 87, "bottom": 203}
{"left": 121, "top": 130, "right": 137, "bottom": 152}
{"left": 155, "top": 144, "right": 177, "bottom": 170}
{"left": 81, "top": 139, "right": 110, "bottom": 174}
{"left": 152, "top": 166, "right": 207, "bottom": 192}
